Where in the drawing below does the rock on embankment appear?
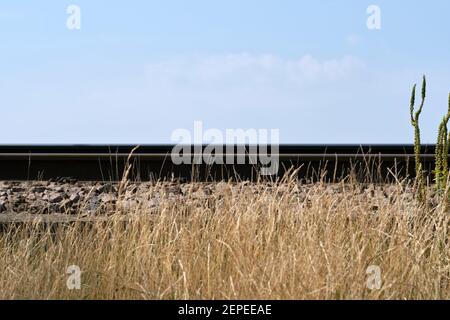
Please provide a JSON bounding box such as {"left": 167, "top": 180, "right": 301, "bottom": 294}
{"left": 0, "top": 181, "right": 144, "bottom": 215}
{"left": 0, "top": 180, "right": 418, "bottom": 216}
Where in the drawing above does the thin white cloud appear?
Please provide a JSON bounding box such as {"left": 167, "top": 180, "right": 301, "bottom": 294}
{"left": 0, "top": 10, "right": 23, "bottom": 20}
{"left": 145, "top": 53, "right": 366, "bottom": 88}
{"left": 346, "top": 34, "right": 363, "bottom": 46}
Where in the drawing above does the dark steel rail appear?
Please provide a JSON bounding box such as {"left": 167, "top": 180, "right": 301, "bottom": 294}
{"left": 0, "top": 144, "right": 440, "bottom": 182}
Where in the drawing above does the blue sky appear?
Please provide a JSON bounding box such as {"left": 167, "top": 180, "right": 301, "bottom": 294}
{"left": 0, "top": 1, "right": 449, "bottom": 143}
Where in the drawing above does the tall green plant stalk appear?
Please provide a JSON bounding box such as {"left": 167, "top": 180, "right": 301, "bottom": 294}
{"left": 435, "top": 121, "right": 444, "bottom": 190}
{"left": 447, "top": 92, "right": 450, "bottom": 181}
{"left": 410, "top": 76, "right": 426, "bottom": 201}
{"left": 435, "top": 93, "right": 450, "bottom": 192}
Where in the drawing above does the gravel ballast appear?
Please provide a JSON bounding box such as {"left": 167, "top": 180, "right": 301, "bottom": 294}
{"left": 0, "top": 180, "right": 421, "bottom": 218}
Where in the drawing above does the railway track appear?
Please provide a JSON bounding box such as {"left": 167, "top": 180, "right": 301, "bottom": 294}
{"left": 0, "top": 144, "right": 440, "bottom": 182}
{"left": 0, "top": 144, "right": 442, "bottom": 224}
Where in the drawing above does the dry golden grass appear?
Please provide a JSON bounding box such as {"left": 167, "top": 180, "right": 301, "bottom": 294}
{"left": 0, "top": 175, "right": 448, "bottom": 300}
